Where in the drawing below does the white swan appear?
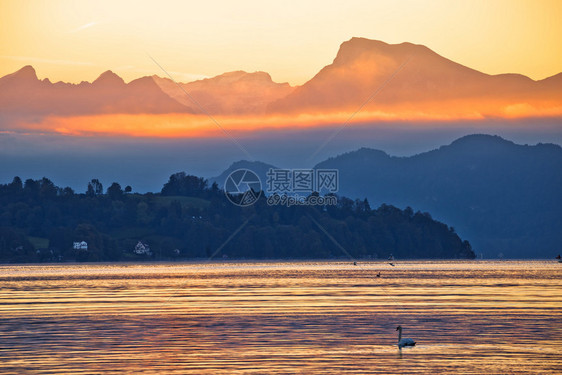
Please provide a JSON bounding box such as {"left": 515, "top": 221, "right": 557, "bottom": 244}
{"left": 396, "top": 326, "right": 416, "bottom": 348}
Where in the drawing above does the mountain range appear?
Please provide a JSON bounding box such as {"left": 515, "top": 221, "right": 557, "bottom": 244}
{"left": 1, "top": 37, "right": 561, "bottom": 121}
{"left": 153, "top": 71, "right": 293, "bottom": 114}
{"left": 212, "top": 135, "right": 562, "bottom": 259}
{"left": 268, "top": 38, "right": 562, "bottom": 116}
{"left": 0, "top": 66, "right": 190, "bottom": 117}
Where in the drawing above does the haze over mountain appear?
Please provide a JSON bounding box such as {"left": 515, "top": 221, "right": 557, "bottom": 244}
{"left": 204, "top": 134, "right": 561, "bottom": 258}
{"left": 1, "top": 37, "right": 561, "bottom": 137}
{"left": 1, "top": 36, "right": 560, "bottom": 257}
{"left": 209, "top": 160, "right": 278, "bottom": 189}
{"left": 0, "top": 66, "right": 191, "bottom": 117}
{"left": 154, "top": 71, "right": 294, "bottom": 114}
{"left": 313, "top": 134, "right": 562, "bottom": 258}
{"left": 269, "top": 38, "right": 562, "bottom": 118}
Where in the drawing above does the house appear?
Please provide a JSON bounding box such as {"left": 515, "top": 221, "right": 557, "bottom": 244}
{"left": 134, "top": 241, "right": 152, "bottom": 256}
{"left": 73, "top": 241, "right": 88, "bottom": 250}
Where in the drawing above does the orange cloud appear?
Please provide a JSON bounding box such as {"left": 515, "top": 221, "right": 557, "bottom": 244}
{"left": 11, "top": 101, "right": 562, "bottom": 139}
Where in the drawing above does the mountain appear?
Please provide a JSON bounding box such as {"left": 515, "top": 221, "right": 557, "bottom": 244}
{"left": 0, "top": 174, "right": 475, "bottom": 262}
{"left": 2, "top": 37, "right": 561, "bottom": 122}
{"left": 153, "top": 71, "right": 293, "bottom": 114}
{"left": 0, "top": 66, "right": 192, "bottom": 117}
{"left": 268, "top": 38, "right": 562, "bottom": 117}
{"left": 209, "top": 160, "right": 277, "bottom": 189}
{"left": 314, "top": 134, "right": 562, "bottom": 258}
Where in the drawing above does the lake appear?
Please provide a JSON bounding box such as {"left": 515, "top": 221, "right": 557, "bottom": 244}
{"left": 0, "top": 261, "right": 560, "bottom": 374}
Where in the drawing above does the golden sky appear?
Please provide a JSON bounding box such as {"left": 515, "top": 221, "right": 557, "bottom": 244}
{"left": 1, "top": 0, "right": 561, "bottom": 85}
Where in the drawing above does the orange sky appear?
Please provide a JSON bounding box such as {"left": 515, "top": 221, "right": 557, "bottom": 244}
{"left": 1, "top": 0, "right": 561, "bottom": 85}
{"left": 12, "top": 104, "right": 562, "bottom": 139}
{"left": 1, "top": 0, "right": 561, "bottom": 139}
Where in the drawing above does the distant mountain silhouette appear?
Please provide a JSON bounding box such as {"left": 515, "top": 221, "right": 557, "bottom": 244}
{"left": 154, "top": 71, "right": 293, "bottom": 114}
{"left": 210, "top": 160, "right": 277, "bottom": 189}
{"left": 0, "top": 66, "right": 191, "bottom": 117}
{"left": 268, "top": 37, "right": 562, "bottom": 116}
{"left": 313, "top": 134, "right": 562, "bottom": 258}
{"left": 2, "top": 38, "right": 561, "bottom": 121}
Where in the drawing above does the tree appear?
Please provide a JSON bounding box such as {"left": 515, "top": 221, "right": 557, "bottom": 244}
{"left": 0, "top": 227, "right": 35, "bottom": 262}
{"left": 23, "top": 179, "right": 40, "bottom": 199}
{"left": 161, "top": 172, "right": 208, "bottom": 197}
{"left": 0, "top": 174, "right": 476, "bottom": 262}
{"left": 210, "top": 181, "right": 219, "bottom": 195}
{"left": 107, "top": 182, "right": 123, "bottom": 200}
{"left": 48, "top": 227, "right": 73, "bottom": 259}
{"left": 39, "top": 178, "right": 57, "bottom": 199}
{"left": 60, "top": 187, "right": 75, "bottom": 197}
{"left": 8, "top": 177, "right": 23, "bottom": 194}
{"left": 87, "top": 179, "right": 103, "bottom": 197}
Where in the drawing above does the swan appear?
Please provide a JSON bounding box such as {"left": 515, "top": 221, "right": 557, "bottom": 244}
{"left": 396, "top": 326, "right": 416, "bottom": 348}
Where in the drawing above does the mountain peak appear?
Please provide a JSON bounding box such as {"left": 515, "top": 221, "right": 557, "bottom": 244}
{"left": 197, "top": 70, "right": 279, "bottom": 85}
{"left": 450, "top": 134, "right": 514, "bottom": 147}
{"left": 92, "top": 70, "right": 125, "bottom": 86}
{"left": 210, "top": 159, "right": 277, "bottom": 189}
{"left": 9, "top": 65, "right": 38, "bottom": 81}
{"left": 334, "top": 38, "right": 427, "bottom": 65}
{"left": 228, "top": 159, "right": 275, "bottom": 169}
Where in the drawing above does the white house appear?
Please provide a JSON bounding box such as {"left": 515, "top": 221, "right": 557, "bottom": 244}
{"left": 73, "top": 241, "right": 88, "bottom": 250}
{"left": 134, "top": 241, "right": 152, "bottom": 256}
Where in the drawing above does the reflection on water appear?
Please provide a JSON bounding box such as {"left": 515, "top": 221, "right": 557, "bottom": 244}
{"left": 0, "top": 261, "right": 560, "bottom": 374}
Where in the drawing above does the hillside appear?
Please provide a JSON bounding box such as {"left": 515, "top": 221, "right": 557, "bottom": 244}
{"left": 314, "top": 134, "right": 562, "bottom": 258}
{"left": 209, "top": 160, "right": 278, "bottom": 189}
{"left": 0, "top": 174, "right": 474, "bottom": 262}
{"left": 268, "top": 38, "right": 562, "bottom": 116}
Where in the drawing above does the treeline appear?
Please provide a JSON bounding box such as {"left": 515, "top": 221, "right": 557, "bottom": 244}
{"left": 0, "top": 173, "right": 475, "bottom": 262}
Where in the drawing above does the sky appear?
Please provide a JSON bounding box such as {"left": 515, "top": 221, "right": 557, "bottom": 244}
{"left": 1, "top": 118, "right": 561, "bottom": 192}
{"left": 1, "top": 0, "right": 561, "bottom": 85}
{"left": 1, "top": 0, "right": 561, "bottom": 190}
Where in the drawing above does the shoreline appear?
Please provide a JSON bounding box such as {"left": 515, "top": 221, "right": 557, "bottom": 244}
{"left": 0, "top": 258, "right": 557, "bottom": 267}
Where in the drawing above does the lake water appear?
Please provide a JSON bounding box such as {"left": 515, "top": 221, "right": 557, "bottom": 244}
{"left": 0, "top": 261, "right": 560, "bottom": 374}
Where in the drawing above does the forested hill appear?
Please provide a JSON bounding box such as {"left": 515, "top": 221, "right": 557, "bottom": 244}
{"left": 315, "top": 135, "right": 562, "bottom": 258}
{"left": 0, "top": 174, "right": 475, "bottom": 263}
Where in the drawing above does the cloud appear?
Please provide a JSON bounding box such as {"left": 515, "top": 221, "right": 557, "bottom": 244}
{"left": 168, "top": 71, "right": 210, "bottom": 83}
{"left": 0, "top": 55, "right": 95, "bottom": 67}
{"left": 112, "top": 65, "right": 209, "bottom": 83}
{"left": 69, "top": 21, "right": 99, "bottom": 33}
